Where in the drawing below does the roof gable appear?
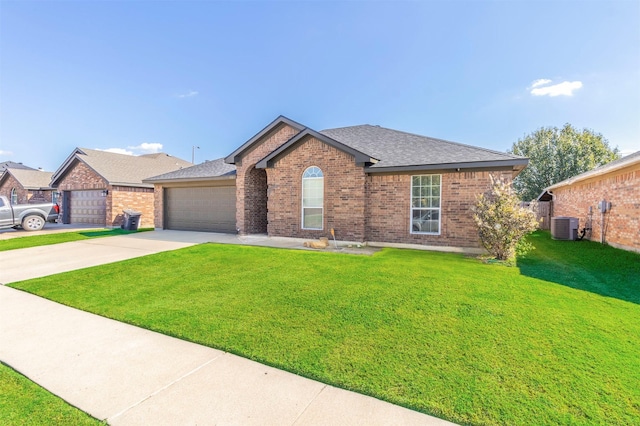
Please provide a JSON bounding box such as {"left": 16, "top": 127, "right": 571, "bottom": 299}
{"left": 255, "top": 128, "right": 378, "bottom": 169}
{"left": 1, "top": 168, "right": 54, "bottom": 189}
{"left": 224, "top": 115, "right": 306, "bottom": 164}
{"left": 51, "top": 148, "right": 192, "bottom": 188}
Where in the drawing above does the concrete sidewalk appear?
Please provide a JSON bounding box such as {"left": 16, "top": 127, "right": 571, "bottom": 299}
{"left": 0, "top": 230, "right": 453, "bottom": 424}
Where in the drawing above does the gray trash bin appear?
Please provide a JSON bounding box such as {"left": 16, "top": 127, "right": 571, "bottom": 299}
{"left": 122, "top": 209, "right": 142, "bottom": 231}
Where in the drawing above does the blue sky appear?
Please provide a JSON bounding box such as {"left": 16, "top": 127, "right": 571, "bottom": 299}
{"left": 1, "top": 1, "right": 638, "bottom": 171}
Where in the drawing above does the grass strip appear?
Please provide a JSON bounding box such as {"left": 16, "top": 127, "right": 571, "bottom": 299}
{"left": 0, "top": 362, "right": 102, "bottom": 425}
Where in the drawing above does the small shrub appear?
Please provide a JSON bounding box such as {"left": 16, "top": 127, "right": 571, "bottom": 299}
{"left": 473, "top": 176, "right": 539, "bottom": 261}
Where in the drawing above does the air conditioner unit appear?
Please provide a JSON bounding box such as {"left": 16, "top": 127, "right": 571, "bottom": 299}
{"left": 550, "top": 217, "right": 579, "bottom": 241}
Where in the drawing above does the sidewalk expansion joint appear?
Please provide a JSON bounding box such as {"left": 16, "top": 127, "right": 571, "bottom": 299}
{"left": 107, "top": 353, "right": 223, "bottom": 423}
{"left": 291, "top": 383, "right": 328, "bottom": 425}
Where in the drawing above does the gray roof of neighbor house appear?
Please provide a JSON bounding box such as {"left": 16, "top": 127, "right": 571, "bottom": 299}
{"left": 547, "top": 150, "right": 640, "bottom": 190}
{"left": 319, "top": 125, "right": 527, "bottom": 172}
{"left": 0, "top": 168, "right": 54, "bottom": 189}
{"left": 144, "top": 158, "right": 236, "bottom": 183}
{"left": 1, "top": 161, "right": 36, "bottom": 172}
{"left": 51, "top": 148, "right": 193, "bottom": 188}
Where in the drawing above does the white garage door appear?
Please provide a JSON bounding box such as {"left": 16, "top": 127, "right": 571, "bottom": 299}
{"left": 70, "top": 190, "right": 107, "bottom": 224}
{"left": 164, "top": 186, "right": 236, "bottom": 233}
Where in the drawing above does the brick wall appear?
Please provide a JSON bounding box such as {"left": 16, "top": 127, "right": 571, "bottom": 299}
{"left": 153, "top": 183, "right": 164, "bottom": 228}
{"left": 0, "top": 174, "right": 28, "bottom": 204}
{"left": 267, "top": 137, "right": 367, "bottom": 241}
{"left": 110, "top": 186, "right": 155, "bottom": 227}
{"left": 551, "top": 162, "right": 640, "bottom": 252}
{"left": 366, "top": 170, "right": 513, "bottom": 248}
{"left": 56, "top": 161, "right": 108, "bottom": 191}
{"left": 235, "top": 123, "right": 300, "bottom": 234}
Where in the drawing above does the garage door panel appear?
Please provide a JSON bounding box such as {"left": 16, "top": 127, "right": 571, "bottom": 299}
{"left": 165, "top": 186, "right": 236, "bottom": 233}
{"left": 70, "top": 190, "right": 106, "bottom": 224}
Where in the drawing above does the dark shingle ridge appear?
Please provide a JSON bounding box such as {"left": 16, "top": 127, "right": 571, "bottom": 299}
{"left": 322, "top": 124, "right": 522, "bottom": 159}
{"left": 320, "top": 124, "right": 524, "bottom": 169}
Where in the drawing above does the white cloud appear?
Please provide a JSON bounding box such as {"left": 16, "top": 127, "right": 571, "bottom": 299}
{"left": 529, "top": 80, "right": 583, "bottom": 97}
{"left": 177, "top": 90, "right": 198, "bottom": 98}
{"left": 127, "top": 143, "right": 163, "bottom": 154}
{"left": 97, "top": 143, "right": 163, "bottom": 156}
{"left": 100, "top": 148, "right": 134, "bottom": 155}
{"left": 530, "top": 79, "right": 552, "bottom": 88}
{"left": 0, "top": 150, "right": 13, "bottom": 156}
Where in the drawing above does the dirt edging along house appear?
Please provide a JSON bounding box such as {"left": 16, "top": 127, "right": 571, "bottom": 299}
{"left": 545, "top": 150, "right": 640, "bottom": 253}
{"left": 50, "top": 148, "right": 192, "bottom": 227}
{"left": 147, "top": 116, "right": 527, "bottom": 251}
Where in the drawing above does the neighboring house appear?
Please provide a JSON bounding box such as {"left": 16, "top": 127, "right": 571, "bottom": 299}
{"left": 546, "top": 150, "right": 640, "bottom": 253}
{"left": 0, "top": 167, "right": 56, "bottom": 205}
{"left": 146, "top": 116, "right": 527, "bottom": 251}
{"left": 50, "top": 148, "right": 191, "bottom": 227}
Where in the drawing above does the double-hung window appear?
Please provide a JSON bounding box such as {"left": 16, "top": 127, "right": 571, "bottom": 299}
{"left": 302, "top": 166, "right": 323, "bottom": 230}
{"left": 411, "top": 175, "right": 441, "bottom": 234}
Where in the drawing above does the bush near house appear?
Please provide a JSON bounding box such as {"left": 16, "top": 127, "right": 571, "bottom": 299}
{"left": 473, "top": 176, "right": 539, "bottom": 261}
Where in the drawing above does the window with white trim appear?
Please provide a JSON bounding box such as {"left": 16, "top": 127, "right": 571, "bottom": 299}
{"left": 10, "top": 188, "right": 17, "bottom": 205}
{"left": 302, "top": 166, "right": 323, "bottom": 230}
{"left": 411, "top": 175, "right": 441, "bottom": 234}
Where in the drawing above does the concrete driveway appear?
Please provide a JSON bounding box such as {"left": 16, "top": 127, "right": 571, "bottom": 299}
{"left": 0, "top": 230, "right": 218, "bottom": 284}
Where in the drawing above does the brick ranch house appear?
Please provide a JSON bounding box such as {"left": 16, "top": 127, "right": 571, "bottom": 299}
{"left": 545, "top": 150, "right": 640, "bottom": 253}
{"left": 147, "top": 116, "right": 528, "bottom": 251}
{"left": 50, "top": 148, "right": 191, "bottom": 227}
{"left": 0, "top": 166, "right": 56, "bottom": 205}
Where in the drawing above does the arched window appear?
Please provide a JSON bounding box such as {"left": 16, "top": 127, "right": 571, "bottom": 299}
{"left": 302, "top": 166, "right": 323, "bottom": 230}
{"left": 10, "top": 188, "right": 18, "bottom": 205}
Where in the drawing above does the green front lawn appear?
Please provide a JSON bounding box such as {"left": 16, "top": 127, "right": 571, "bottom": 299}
{"left": 10, "top": 232, "right": 640, "bottom": 425}
{"left": 0, "top": 362, "right": 101, "bottom": 425}
{"left": 0, "top": 228, "right": 152, "bottom": 252}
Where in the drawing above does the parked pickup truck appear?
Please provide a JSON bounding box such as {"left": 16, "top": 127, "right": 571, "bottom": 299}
{"left": 0, "top": 195, "right": 60, "bottom": 231}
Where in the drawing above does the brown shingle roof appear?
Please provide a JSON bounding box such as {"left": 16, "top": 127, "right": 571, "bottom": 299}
{"left": 3, "top": 168, "right": 54, "bottom": 189}
{"left": 51, "top": 148, "right": 192, "bottom": 188}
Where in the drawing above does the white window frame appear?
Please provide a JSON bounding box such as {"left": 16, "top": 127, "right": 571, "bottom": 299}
{"left": 10, "top": 188, "right": 18, "bottom": 205}
{"left": 410, "top": 174, "right": 442, "bottom": 235}
{"left": 301, "top": 166, "right": 324, "bottom": 230}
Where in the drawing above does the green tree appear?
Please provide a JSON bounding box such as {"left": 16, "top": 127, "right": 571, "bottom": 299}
{"left": 510, "top": 124, "right": 619, "bottom": 200}
{"left": 472, "top": 176, "right": 539, "bottom": 262}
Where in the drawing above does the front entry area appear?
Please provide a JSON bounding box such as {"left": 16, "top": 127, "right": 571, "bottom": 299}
{"left": 164, "top": 186, "right": 236, "bottom": 233}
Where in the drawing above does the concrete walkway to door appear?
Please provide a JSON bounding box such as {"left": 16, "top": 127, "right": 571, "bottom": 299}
{"left": 1, "top": 230, "right": 453, "bottom": 425}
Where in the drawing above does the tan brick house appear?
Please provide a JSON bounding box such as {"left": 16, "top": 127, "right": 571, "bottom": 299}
{"left": 146, "top": 116, "right": 528, "bottom": 251}
{"left": 546, "top": 150, "right": 640, "bottom": 253}
{"left": 0, "top": 167, "right": 56, "bottom": 205}
{"left": 51, "top": 148, "right": 191, "bottom": 227}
